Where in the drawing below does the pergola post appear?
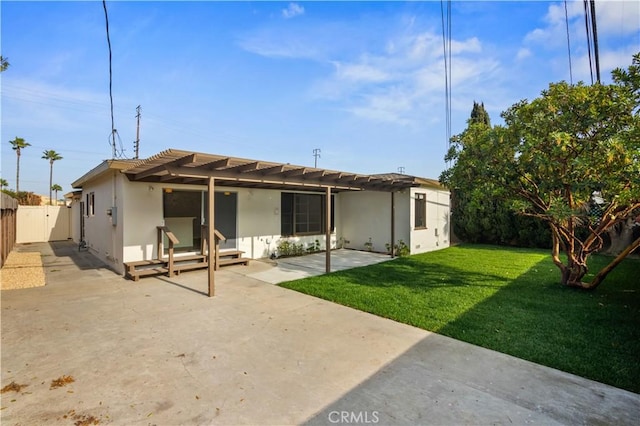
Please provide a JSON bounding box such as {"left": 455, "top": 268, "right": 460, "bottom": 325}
{"left": 390, "top": 191, "right": 396, "bottom": 257}
{"left": 325, "top": 186, "right": 331, "bottom": 274}
{"left": 207, "top": 177, "right": 215, "bottom": 297}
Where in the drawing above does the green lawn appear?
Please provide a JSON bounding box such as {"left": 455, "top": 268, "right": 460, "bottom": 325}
{"left": 279, "top": 244, "right": 640, "bottom": 393}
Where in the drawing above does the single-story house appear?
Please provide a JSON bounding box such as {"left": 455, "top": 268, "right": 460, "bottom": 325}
{"left": 69, "top": 149, "right": 450, "bottom": 289}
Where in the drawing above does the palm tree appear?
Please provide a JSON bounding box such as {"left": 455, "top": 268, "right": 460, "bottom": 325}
{"left": 0, "top": 178, "right": 8, "bottom": 189}
{"left": 42, "top": 150, "right": 63, "bottom": 205}
{"left": 51, "top": 184, "right": 63, "bottom": 205}
{"left": 9, "top": 137, "right": 30, "bottom": 193}
{"left": 0, "top": 55, "right": 9, "bottom": 72}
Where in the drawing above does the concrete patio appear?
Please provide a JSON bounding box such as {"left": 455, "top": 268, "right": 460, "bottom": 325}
{"left": 1, "top": 242, "right": 639, "bottom": 425}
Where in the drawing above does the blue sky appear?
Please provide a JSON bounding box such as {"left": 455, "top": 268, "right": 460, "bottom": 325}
{"left": 1, "top": 1, "right": 639, "bottom": 197}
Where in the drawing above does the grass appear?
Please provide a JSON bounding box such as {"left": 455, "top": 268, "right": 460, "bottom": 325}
{"left": 279, "top": 244, "right": 640, "bottom": 393}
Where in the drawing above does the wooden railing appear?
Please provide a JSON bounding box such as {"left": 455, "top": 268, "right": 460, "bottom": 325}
{"left": 157, "top": 226, "right": 179, "bottom": 276}
{"left": 201, "top": 225, "right": 226, "bottom": 270}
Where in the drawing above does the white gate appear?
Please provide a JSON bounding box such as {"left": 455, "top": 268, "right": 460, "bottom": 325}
{"left": 16, "top": 206, "right": 71, "bottom": 243}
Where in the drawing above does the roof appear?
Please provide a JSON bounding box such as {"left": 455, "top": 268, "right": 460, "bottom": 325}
{"left": 120, "top": 149, "right": 427, "bottom": 192}
{"left": 72, "top": 149, "right": 446, "bottom": 193}
{"left": 71, "top": 159, "right": 138, "bottom": 189}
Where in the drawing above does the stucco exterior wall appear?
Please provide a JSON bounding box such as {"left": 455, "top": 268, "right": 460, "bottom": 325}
{"left": 118, "top": 184, "right": 339, "bottom": 265}
{"left": 81, "top": 171, "right": 123, "bottom": 272}
{"left": 409, "top": 187, "right": 451, "bottom": 254}
{"left": 339, "top": 191, "right": 400, "bottom": 253}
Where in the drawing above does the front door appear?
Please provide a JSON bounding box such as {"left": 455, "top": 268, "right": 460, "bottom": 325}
{"left": 211, "top": 192, "right": 237, "bottom": 251}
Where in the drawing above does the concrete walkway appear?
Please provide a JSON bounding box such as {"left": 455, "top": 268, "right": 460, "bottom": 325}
{"left": 1, "top": 242, "right": 639, "bottom": 425}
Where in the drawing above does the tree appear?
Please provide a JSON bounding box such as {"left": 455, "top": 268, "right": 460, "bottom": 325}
{"left": 444, "top": 55, "right": 639, "bottom": 290}
{"left": 442, "top": 103, "right": 550, "bottom": 248}
{"left": 0, "top": 55, "right": 9, "bottom": 72}
{"left": 42, "top": 150, "right": 63, "bottom": 205}
{"left": 470, "top": 101, "right": 491, "bottom": 126}
{"left": 0, "top": 178, "right": 8, "bottom": 189}
{"left": 51, "top": 184, "right": 63, "bottom": 205}
{"left": 9, "top": 137, "right": 30, "bottom": 193}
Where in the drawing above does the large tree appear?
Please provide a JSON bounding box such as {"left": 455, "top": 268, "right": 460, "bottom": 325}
{"left": 9, "top": 137, "right": 30, "bottom": 193}
{"left": 443, "top": 53, "right": 640, "bottom": 290}
{"left": 443, "top": 103, "right": 550, "bottom": 248}
{"left": 42, "top": 150, "right": 63, "bottom": 205}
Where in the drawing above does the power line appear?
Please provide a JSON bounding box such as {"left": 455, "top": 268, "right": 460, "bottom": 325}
{"left": 440, "top": 0, "right": 452, "bottom": 157}
{"left": 589, "top": 0, "right": 601, "bottom": 83}
{"left": 102, "top": 0, "right": 117, "bottom": 158}
{"left": 564, "top": 0, "right": 574, "bottom": 85}
{"left": 313, "top": 148, "right": 321, "bottom": 168}
{"left": 583, "top": 0, "right": 594, "bottom": 84}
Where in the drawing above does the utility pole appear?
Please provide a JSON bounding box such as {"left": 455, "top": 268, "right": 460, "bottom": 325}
{"left": 398, "top": 166, "right": 405, "bottom": 174}
{"left": 134, "top": 105, "right": 141, "bottom": 159}
{"left": 313, "top": 148, "right": 321, "bottom": 168}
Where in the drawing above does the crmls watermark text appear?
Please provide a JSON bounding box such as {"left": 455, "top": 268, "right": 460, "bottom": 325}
{"left": 328, "top": 410, "right": 380, "bottom": 424}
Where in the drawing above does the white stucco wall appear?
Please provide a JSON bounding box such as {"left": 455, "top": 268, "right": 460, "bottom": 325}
{"left": 339, "top": 190, "right": 402, "bottom": 253}
{"left": 82, "top": 173, "right": 449, "bottom": 273}
{"left": 81, "top": 171, "right": 123, "bottom": 272}
{"left": 409, "top": 187, "right": 451, "bottom": 254}
{"left": 69, "top": 200, "right": 81, "bottom": 243}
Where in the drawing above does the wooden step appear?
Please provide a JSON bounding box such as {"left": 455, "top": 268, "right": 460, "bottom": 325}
{"left": 218, "top": 257, "right": 250, "bottom": 266}
{"left": 125, "top": 259, "right": 165, "bottom": 268}
{"left": 218, "top": 250, "right": 244, "bottom": 258}
{"left": 164, "top": 254, "right": 207, "bottom": 263}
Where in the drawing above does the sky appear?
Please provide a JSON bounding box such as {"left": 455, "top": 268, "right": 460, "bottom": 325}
{"left": 1, "top": 1, "right": 639, "bottom": 197}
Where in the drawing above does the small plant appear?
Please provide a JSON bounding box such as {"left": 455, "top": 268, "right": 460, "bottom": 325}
{"left": 277, "top": 239, "right": 293, "bottom": 257}
{"left": 306, "top": 239, "right": 321, "bottom": 253}
{"left": 386, "top": 240, "right": 410, "bottom": 257}
{"left": 364, "top": 237, "right": 373, "bottom": 252}
{"left": 338, "top": 237, "right": 350, "bottom": 249}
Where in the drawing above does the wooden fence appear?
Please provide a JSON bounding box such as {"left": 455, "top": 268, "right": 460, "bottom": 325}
{"left": 1, "top": 193, "right": 18, "bottom": 268}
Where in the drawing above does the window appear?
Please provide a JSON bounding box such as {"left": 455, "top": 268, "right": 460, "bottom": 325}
{"left": 281, "top": 192, "right": 334, "bottom": 236}
{"left": 86, "top": 192, "right": 95, "bottom": 217}
{"left": 415, "top": 193, "right": 426, "bottom": 228}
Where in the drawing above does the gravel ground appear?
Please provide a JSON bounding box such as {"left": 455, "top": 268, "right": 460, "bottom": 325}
{"left": 1, "top": 251, "right": 46, "bottom": 290}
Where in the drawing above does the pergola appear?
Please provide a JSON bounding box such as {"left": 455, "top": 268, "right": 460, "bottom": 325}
{"left": 122, "top": 149, "right": 421, "bottom": 297}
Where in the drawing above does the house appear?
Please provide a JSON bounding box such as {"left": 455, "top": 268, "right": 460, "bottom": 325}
{"left": 69, "top": 149, "right": 450, "bottom": 285}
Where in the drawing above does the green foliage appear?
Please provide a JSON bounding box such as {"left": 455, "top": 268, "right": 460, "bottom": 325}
{"left": 1, "top": 189, "right": 42, "bottom": 206}
{"left": 442, "top": 53, "right": 640, "bottom": 288}
{"left": 277, "top": 239, "right": 305, "bottom": 257}
{"left": 385, "top": 240, "right": 410, "bottom": 256}
{"left": 0, "top": 178, "right": 8, "bottom": 188}
{"left": 470, "top": 101, "right": 491, "bottom": 126}
{"left": 442, "top": 103, "right": 550, "bottom": 248}
{"left": 280, "top": 244, "right": 640, "bottom": 393}
{"left": 0, "top": 55, "right": 8, "bottom": 72}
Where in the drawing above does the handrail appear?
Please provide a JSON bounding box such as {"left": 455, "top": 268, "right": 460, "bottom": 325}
{"left": 201, "top": 225, "right": 226, "bottom": 271}
{"left": 157, "top": 226, "right": 180, "bottom": 276}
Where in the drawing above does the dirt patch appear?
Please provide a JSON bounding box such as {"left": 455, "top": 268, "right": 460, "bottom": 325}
{"left": 1, "top": 252, "right": 46, "bottom": 290}
{"left": 1, "top": 381, "right": 28, "bottom": 393}
{"left": 50, "top": 375, "right": 75, "bottom": 389}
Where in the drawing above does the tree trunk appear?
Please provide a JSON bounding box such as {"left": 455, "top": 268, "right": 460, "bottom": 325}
{"left": 587, "top": 235, "right": 640, "bottom": 289}
{"left": 16, "top": 150, "right": 20, "bottom": 193}
{"left": 49, "top": 161, "right": 53, "bottom": 206}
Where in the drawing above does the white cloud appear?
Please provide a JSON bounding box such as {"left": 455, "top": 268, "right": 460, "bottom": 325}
{"left": 282, "top": 3, "right": 304, "bottom": 19}
{"left": 308, "top": 29, "right": 489, "bottom": 126}
{"left": 516, "top": 48, "right": 531, "bottom": 61}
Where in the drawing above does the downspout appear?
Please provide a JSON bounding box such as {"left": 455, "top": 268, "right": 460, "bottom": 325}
{"left": 390, "top": 191, "right": 396, "bottom": 257}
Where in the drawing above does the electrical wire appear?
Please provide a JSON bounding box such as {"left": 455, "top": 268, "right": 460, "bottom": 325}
{"left": 564, "top": 0, "right": 573, "bottom": 85}
{"left": 589, "top": 0, "right": 600, "bottom": 83}
{"left": 102, "top": 0, "right": 117, "bottom": 158}
{"left": 440, "top": 0, "right": 452, "bottom": 160}
{"left": 583, "top": 0, "right": 594, "bottom": 85}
